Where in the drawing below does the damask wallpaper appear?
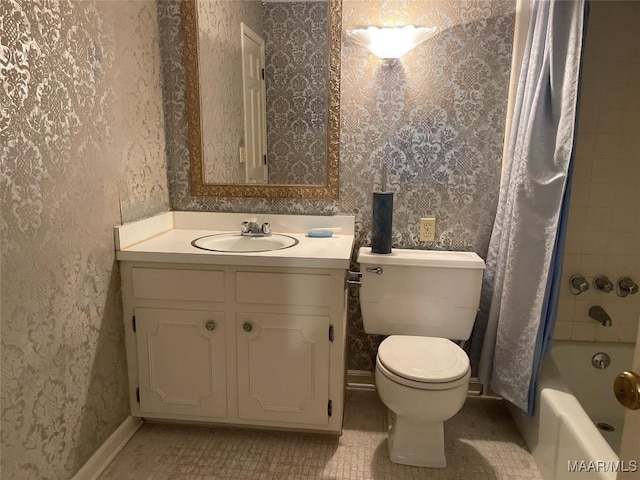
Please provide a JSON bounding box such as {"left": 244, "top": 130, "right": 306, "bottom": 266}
{"left": 1, "top": 1, "right": 170, "bottom": 478}
{"left": 264, "top": 1, "right": 327, "bottom": 185}
{"left": 159, "top": 0, "right": 515, "bottom": 370}
{"left": 198, "top": 0, "right": 262, "bottom": 184}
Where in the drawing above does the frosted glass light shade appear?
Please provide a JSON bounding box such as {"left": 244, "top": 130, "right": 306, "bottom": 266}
{"left": 346, "top": 25, "right": 437, "bottom": 59}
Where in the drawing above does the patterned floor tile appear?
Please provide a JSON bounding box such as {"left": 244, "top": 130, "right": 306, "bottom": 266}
{"left": 99, "top": 389, "right": 542, "bottom": 480}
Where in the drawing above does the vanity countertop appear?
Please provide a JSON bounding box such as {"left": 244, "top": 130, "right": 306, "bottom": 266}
{"left": 115, "top": 211, "right": 355, "bottom": 269}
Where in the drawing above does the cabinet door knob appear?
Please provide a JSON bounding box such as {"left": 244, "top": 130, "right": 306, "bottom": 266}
{"left": 243, "top": 322, "right": 253, "bottom": 332}
{"left": 205, "top": 321, "right": 216, "bottom": 331}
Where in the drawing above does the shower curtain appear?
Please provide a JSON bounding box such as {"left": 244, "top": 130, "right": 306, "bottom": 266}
{"left": 471, "top": 0, "right": 588, "bottom": 415}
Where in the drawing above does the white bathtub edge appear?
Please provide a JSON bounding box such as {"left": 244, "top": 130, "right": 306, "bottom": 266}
{"left": 508, "top": 355, "right": 618, "bottom": 480}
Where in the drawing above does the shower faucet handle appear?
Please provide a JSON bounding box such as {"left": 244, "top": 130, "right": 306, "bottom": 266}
{"left": 593, "top": 275, "right": 614, "bottom": 293}
{"left": 569, "top": 275, "right": 589, "bottom": 295}
{"left": 617, "top": 277, "right": 638, "bottom": 297}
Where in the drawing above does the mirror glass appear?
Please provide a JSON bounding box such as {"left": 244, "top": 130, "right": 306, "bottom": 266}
{"left": 183, "top": 0, "right": 340, "bottom": 198}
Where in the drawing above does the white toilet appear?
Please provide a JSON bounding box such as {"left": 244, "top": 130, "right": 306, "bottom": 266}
{"left": 357, "top": 247, "right": 485, "bottom": 468}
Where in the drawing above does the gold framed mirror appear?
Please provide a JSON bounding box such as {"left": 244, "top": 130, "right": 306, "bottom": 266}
{"left": 182, "top": 0, "right": 341, "bottom": 198}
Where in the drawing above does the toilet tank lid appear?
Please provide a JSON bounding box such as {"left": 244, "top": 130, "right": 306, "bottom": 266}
{"left": 358, "top": 248, "right": 485, "bottom": 269}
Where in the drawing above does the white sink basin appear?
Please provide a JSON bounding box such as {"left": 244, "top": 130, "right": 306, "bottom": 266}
{"left": 192, "top": 233, "right": 299, "bottom": 253}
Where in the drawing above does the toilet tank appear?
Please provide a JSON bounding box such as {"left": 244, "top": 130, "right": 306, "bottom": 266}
{"left": 357, "top": 248, "right": 485, "bottom": 340}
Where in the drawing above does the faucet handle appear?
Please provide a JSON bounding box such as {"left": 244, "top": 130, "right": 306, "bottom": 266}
{"left": 594, "top": 275, "right": 614, "bottom": 293}
{"left": 241, "top": 221, "right": 250, "bottom": 234}
{"left": 617, "top": 277, "right": 638, "bottom": 297}
{"left": 261, "top": 222, "right": 272, "bottom": 235}
{"left": 570, "top": 275, "right": 589, "bottom": 295}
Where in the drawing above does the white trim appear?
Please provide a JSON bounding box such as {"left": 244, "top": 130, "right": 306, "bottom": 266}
{"left": 71, "top": 416, "right": 143, "bottom": 480}
{"left": 172, "top": 211, "right": 356, "bottom": 234}
{"left": 240, "top": 22, "right": 268, "bottom": 184}
{"left": 618, "top": 316, "right": 640, "bottom": 478}
{"left": 347, "top": 370, "right": 488, "bottom": 397}
{"left": 115, "top": 212, "right": 355, "bottom": 242}
{"left": 114, "top": 211, "right": 174, "bottom": 250}
{"left": 347, "top": 369, "right": 376, "bottom": 389}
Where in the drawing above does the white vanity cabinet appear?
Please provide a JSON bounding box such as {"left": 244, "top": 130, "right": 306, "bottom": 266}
{"left": 120, "top": 262, "right": 347, "bottom": 434}
{"left": 134, "top": 308, "right": 227, "bottom": 419}
{"left": 236, "top": 312, "right": 331, "bottom": 425}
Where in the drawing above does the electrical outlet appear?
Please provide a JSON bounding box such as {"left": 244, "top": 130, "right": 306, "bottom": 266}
{"left": 419, "top": 217, "right": 436, "bottom": 242}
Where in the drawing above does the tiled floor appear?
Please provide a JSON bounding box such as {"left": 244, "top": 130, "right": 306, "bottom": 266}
{"left": 100, "top": 389, "right": 542, "bottom": 480}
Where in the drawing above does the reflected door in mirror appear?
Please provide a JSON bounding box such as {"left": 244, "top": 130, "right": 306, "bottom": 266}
{"left": 182, "top": 0, "right": 341, "bottom": 198}
{"left": 240, "top": 23, "right": 267, "bottom": 184}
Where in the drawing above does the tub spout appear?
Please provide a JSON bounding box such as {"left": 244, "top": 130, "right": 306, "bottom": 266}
{"left": 588, "top": 305, "right": 612, "bottom": 327}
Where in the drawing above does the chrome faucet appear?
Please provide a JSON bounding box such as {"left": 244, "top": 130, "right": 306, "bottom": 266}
{"left": 616, "top": 277, "right": 638, "bottom": 298}
{"left": 570, "top": 275, "right": 590, "bottom": 295}
{"left": 592, "top": 352, "right": 611, "bottom": 369}
{"left": 240, "top": 221, "right": 272, "bottom": 237}
{"left": 588, "top": 305, "right": 612, "bottom": 327}
{"left": 593, "top": 275, "right": 614, "bottom": 293}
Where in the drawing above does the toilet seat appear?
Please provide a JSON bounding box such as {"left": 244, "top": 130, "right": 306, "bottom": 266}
{"left": 377, "top": 336, "right": 470, "bottom": 390}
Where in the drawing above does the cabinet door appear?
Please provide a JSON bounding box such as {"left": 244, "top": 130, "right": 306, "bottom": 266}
{"left": 237, "top": 312, "right": 330, "bottom": 425}
{"left": 136, "top": 308, "right": 226, "bottom": 418}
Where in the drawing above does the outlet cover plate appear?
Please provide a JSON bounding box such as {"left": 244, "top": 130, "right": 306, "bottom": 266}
{"left": 420, "top": 217, "right": 436, "bottom": 242}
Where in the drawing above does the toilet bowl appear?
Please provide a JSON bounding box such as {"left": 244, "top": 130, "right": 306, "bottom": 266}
{"left": 374, "top": 335, "right": 470, "bottom": 467}
{"left": 357, "top": 247, "right": 485, "bottom": 468}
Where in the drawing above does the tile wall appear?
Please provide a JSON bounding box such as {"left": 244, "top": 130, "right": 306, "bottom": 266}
{"left": 554, "top": 1, "right": 640, "bottom": 343}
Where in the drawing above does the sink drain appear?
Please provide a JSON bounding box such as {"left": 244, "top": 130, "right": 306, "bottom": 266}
{"left": 596, "top": 422, "right": 615, "bottom": 432}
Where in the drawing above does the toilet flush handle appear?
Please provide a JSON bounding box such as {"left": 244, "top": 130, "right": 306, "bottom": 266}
{"left": 366, "top": 267, "right": 383, "bottom": 275}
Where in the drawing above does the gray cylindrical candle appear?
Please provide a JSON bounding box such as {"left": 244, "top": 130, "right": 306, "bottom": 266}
{"left": 371, "top": 192, "right": 393, "bottom": 254}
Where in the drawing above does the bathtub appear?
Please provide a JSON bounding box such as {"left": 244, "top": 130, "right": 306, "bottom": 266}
{"left": 508, "top": 341, "right": 635, "bottom": 480}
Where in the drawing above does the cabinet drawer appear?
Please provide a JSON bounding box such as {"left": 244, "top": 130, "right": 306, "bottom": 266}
{"left": 132, "top": 268, "right": 224, "bottom": 302}
{"left": 236, "top": 272, "right": 330, "bottom": 307}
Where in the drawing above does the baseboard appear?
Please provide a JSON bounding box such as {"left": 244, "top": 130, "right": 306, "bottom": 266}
{"left": 347, "top": 370, "right": 491, "bottom": 398}
{"left": 71, "top": 416, "right": 143, "bottom": 480}
{"left": 468, "top": 378, "right": 483, "bottom": 396}
{"left": 347, "top": 369, "right": 376, "bottom": 390}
